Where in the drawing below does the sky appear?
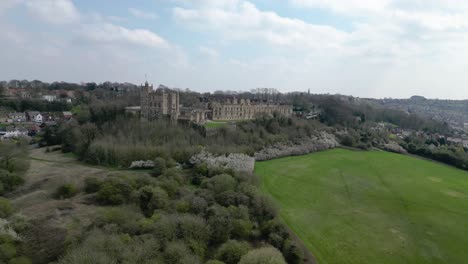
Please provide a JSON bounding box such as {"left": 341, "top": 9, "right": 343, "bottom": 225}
{"left": 1, "top": 0, "right": 468, "bottom": 99}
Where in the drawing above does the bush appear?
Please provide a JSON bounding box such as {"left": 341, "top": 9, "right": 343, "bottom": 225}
{"left": 251, "top": 194, "right": 277, "bottom": 223}
{"left": 152, "top": 158, "right": 167, "bottom": 177}
{"left": 231, "top": 219, "right": 253, "bottom": 239}
{"left": 0, "top": 198, "right": 13, "bottom": 218}
{"left": 0, "top": 170, "right": 24, "bottom": 194}
{"left": 238, "top": 247, "right": 286, "bottom": 264}
{"left": 57, "top": 229, "right": 162, "bottom": 264}
{"left": 138, "top": 186, "right": 169, "bottom": 217}
{"left": 21, "top": 220, "right": 67, "bottom": 264}
{"left": 0, "top": 242, "right": 16, "bottom": 260}
{"left": 95, "top": 206, "right": 145, "bottom": 235}
{"left": 215, "top": 240, "right": 251, "bottom": 264}
{"left": 340, "top": 134, "right": 356, "bottom": 147}
{"left": 174, "top": 214, "right": 210, "bottom": 244}
{"left": 202, "top": 174, "right": 236, "bottom": 194}
{"left": 207, "top": 205, "right": 233, "bottom": 244}
{"left": 205, "top": 260, "right": 225, "bottom": 264}
{"left": 9, "top": 256, "right": 32, "bottom": 264}
{"left": 282, "top": 239, "right": 304, "bottom": 264}
{"left": 164, "top": 241, "right": 200, "bottom": 264}
{"left": 54, "top": 184, "right": 78, "bottom": 199}
{"left": 97, "top": 178, "right": 133, "bottom": 205}
{"left": 84, "top": 177, "right": 102, "bottom": 193}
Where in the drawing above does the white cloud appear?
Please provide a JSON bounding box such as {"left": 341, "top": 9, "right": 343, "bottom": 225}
{"left": 81, "top": 23, "right": 169, "bottom": 49}
{"left": 0, "top": 0, "right": 22, "bottom": 14}
{"left": 129, "top": 7, "right": 158, "bottom": 20}
{"left": 199, "top": 46, "right": 219, "bottom": 58}
{"left": 26, "top": 0, "right": 80, "bottom": 24}
{"left": 173, "top": 1, "right": 348, "bottom": 52}
{"left": 290, "top": 0, "right": 391, "bottom": 15}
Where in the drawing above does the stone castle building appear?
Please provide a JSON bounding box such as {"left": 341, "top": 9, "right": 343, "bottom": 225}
{"left": 140, "top": 82, "right": 180, "bottom": 121}
{"left": 209, "top": 98, "right": 292, "bottom": 121}
{"left": 140, "top": 83, "right": 293, "bottom": 123}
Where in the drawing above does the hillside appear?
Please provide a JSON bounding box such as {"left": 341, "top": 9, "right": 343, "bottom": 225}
{"left": 257, "top": 149, "right": 468, "bottom": 264}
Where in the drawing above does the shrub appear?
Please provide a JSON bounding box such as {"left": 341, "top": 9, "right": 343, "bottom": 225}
{"left": 215, "top": 240, "right": 251, "bottom": 264}
{"left": 138, "top": 186, "right": 169, "bottom": 217}
{"left": 164, "top": 241, "right": 200, "bottom": 264}
{"left": 205, "top": 260, "right": 225, "bottom": 264}
{"left": 202, "top": 174, "right": 236, "bottom": 194}
{"left": 95, "top": 206, "right": 145, "bottom": 235}
{"left": 174, "top": 214, "right": 210, "bottom": 243}
{"left": 187, "top": 196, "right": 208, "bottom": 215}
{"left": 207, "top": 205, "right": 233, "bottom": 244}
{"left": 84, "top": 177, "right": 102, "bottom": 193}
{"left": 0, "top": 242, "right": 16, "bottom": 260}
{"left": 231, "top": 219, "right": 253, "bottom": 240}
{"left": 282, "top": 239, "right": 304, "bottom": 264}
{"left": 9, "top": 256, "right": 32, "bottom": 264}
{"left": 57, "top": 229, "right": 162, "bottom": 264}
{"left": 0, "top": 198, "right": 13, "bottom": 218}
{"left": 339, "top": 134, "right": 356, "bottom": 147}
{"left": 152, "top": 214, "right": 176, "bottom": 244}
{"left": 54, "top": 184, "right": 78, "bottom": 199}
{"left": 21, "top": 220, "right": 67, "bottom": 264}
{"left": 251, "top": 194, "right": 277, "bottom": 223}
{"left": 152, "top": 158, "right": 167, "bottom": 177}
{"left": 0, "top": 170, "right": 24, "bottom": 194}
{"left": 238, "top": 247, "right": 286, "bottom": 264}
{"left": 97, "top": 178, "right": 133, "bottom": 205}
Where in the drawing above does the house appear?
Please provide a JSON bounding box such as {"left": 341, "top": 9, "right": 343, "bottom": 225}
{"left": 42, "top": 94, "right": 57, "bottom": 102}
{"left": 1, "top": 127, "right": 28, "bottom": 140}
{"left": 27, "top": 111, "right": 43, "bottom": 123}
{"left": 62, "top": 111, "right": 73, "bottom": 120}
{"left": 8, "top": 112, "right": 26, "bottom": 122}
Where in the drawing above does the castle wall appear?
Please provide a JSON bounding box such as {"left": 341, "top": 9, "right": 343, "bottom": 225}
{"left": 141, "top": 83, "right": 293, "bottom": 123}
{"left": 210, "top": 101, "right": 292, "bottom": 121}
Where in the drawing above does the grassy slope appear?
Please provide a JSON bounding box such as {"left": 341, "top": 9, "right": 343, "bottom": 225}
{"left": 256, "top": 148, "right": 468, "bottom": 264}
{"left": 10, "top": 148, "right": 145, "bottom": 230}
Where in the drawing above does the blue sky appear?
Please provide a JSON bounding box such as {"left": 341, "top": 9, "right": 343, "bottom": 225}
{"left": 1, "top": 0, "right": 468, "bottom": 99}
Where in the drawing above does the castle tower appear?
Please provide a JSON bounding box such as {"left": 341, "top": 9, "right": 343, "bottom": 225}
{"left": 140, "top": 81, "right": 153, "bottom": 119}
{"left": 140, "top": 82, "right": 180, "bottom": 121}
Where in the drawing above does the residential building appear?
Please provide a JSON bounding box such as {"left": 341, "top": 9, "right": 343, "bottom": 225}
{"left": 8, "top": 112, "right": 26, "bottom": 122}
{"left": 27, "top": 111, "right": 43, "bottom": 123}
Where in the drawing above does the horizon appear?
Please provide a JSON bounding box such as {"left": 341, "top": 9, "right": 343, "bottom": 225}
{"left": 2, "top": 1, "right": 468, "bottom": 99}
{"left": 3, "top": 78, "right": 466, "bottom": 101}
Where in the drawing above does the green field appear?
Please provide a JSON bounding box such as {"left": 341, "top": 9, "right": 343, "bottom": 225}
{"left": 204, "top": 121, "right": 228, "bottom": 128}
{"left": 256, "top": 148, "right": 468, "bottom": 264}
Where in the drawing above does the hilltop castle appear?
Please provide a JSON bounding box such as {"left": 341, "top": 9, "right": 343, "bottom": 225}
{"left": 140, "top": 82, "right": 180, "bottom": 121}
{"left": 140, "top": 82, "right": 293, "bottom": 123}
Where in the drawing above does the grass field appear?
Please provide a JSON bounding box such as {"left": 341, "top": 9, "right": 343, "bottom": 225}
{"left": 204, "top": 121, "right": 228, "bottom": 128}
{"left": 256, "top": 148, "right": 468, "bottom": 264}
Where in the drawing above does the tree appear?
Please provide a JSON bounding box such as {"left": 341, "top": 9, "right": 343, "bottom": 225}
{"left": 0, "top": 198, "right": 13, "bottom": 218}
{"left": 152, "top": 157, "right": 167, "bottom": 177}
{"left": 215, "top": 240, "right": 251, "bottom": 264}
{"left": 203, "top": 174, "right": 236, "bottom": 194}
{"left": 96, "top": 178, "right": 133, "bottom": 205}
{"left": 138, "top": 186, "right": 169, "bottom": 216}
{"left": 0, "top": 142, "right": 27, "bottom": 173}
{"left": 207, "top": 205, "right": 233, "bottom": 244}
{"left": 282, "top": 239, "right": 304, "bottom": 264}
{"left": 238, "top": 247, "right": 286, "bottom": 264}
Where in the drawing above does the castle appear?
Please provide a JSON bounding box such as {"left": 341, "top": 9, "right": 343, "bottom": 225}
{"left": 209, "top": 99, "right": 292, "bottom": 121}
{"left": 140, "top": 82, "right": 293, "bottom": 123}
{"left": 140, "top": 82, "right": 180, "bottom": 121}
